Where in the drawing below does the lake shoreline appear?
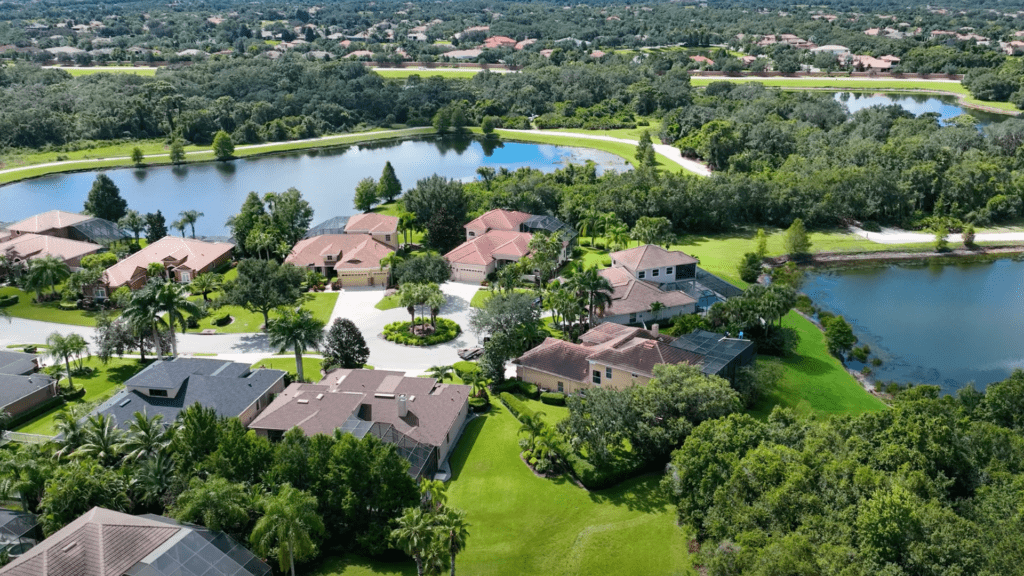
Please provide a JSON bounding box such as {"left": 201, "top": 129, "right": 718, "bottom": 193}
{"left": 770, "top": 244, "right": 1024, "bottom": 270}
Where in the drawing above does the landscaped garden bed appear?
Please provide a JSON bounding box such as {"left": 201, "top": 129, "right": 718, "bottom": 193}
{"left": 383, "top": 318, "right": 461, "bottom": 346}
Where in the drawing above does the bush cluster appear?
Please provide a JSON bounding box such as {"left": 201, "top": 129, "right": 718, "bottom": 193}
{"left": 213, "top": 314, "right": 232, "bottom": 327}
{"left": 0, "top": 294, "right": 18, "bottom": 307}
{"left": 540, "top": 392, "right": 567, "bottom": 406}
{"left": 383, "top": 319, "right": 461, "bottom": 346}
{"left": 468, "top": 397, "right": 490, "bottom": 412}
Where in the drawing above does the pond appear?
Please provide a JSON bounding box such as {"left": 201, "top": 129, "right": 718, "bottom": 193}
{"left": 802, "top": 258, "right": 1024, "bottom": 394}
{"left": 0, "top": 136, "right": 630, "bottom": 237}
{"left": 833, "top": 91, "right": 1009, "bottom": 125}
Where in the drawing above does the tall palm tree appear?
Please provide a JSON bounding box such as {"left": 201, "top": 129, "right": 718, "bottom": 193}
{"left": 53, "top": 406, "right": 88, "bottom": 459}
{"left": 391, "top": 507, "right": 436, "bottom": 576}
{"left": 250, "top": 484, "right": 324, "bottom": 576}
{"left": 596, "top": 213, "right": 621, "bottom": 250}
{"left": 266, "top": 309, "right": 325, "bottom": 382}
{"left": 132, "top": 451, "right": 174, "bottom": 509}
{"left": 74, "top": 413, "right": 125, "bottom": 466}
{"left": 397, "top": 212, "right": 416, "bottom": 247}
{"left": 426, "top": 365, "right": 455, "bottom": 383}
{"left": 575, "top": 210, "right": 601, "bottom": 247}
{"left": 118, "top": 210, "right": 146, "bottom": 245}
{"left": 607, "top": 223, "right": 631, "bottom": 251}
{"left": 419, "top": 479, "right": 447, "bottom": 513}
{"left": 46, "top": 332, "right": 80, "bottom": 387}
{"left": 188, "top": 273, "right": 222, "bottom": 301}
{"left": 123, "top": 283, "right": 168, "bottom": 358}
{"left": 568, "top": 266, "right": 614, "bottom": 328}
{"left": 436, "top": 508, "right": 470, "bottom": 576}
{"left": 0, "top": 445, "right": 53, "bottom": 512}
{"left": 155, "top": 282, "right": 202, "bottom": 355}
{"left": 171, "top": 218, "right": 187, "bottom": 238}
{"left": 25, "top": 256, "right": 70, "bottom": 300}
{"left": 380, "top": 252, "right": 404, "bottom": 287}
{"left": 121, "top": 410, "right": 170, "bottom": 461}
{"left": 179, "top": 210, "right": 204, "bottom": 238}
{"left": 518, "top": 411, "right": 547, "bottom": 445}
{"left": 649, "top": 301, "right": 665, "bottom": 323}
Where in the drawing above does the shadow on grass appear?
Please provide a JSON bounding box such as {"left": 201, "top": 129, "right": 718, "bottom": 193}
{"left": 313, "top": 554, "right": 416, "bottom": 576}
{"left": 448, "top": 412, "right": 491, "bottom": 482}
{"left": 105, "top": 361, "right": 151, "bottom": 385}
{"left": 784, "top": 353, "right": 834, "bottom": 377}
{"left": 585, "top": 473, "right": 671, "bottom": 515}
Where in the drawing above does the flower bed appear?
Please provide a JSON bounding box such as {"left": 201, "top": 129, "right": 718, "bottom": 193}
{"left": 383, "top": 318, "right": 461, "bottom": 346}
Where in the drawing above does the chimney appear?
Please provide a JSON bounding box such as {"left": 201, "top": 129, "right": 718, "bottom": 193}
{"left": 398, "top": 394, "right": 408, "bottom": 418}
{"left": 652, "top": 324, "right": 659, "bottom": 337}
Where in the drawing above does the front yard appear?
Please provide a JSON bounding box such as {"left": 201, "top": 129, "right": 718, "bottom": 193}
{"left": 189, "top": 291, "right": 338, "bottom": 334}
{"left": 0, "top": 286, "right": 116, "bottom": 327}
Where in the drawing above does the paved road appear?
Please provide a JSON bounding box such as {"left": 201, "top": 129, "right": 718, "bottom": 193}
{"left": 0, "top": 282, "right": 484, "bottom": 374}
{"left": 692, "top": 74, "right": 963, "bottom": 84}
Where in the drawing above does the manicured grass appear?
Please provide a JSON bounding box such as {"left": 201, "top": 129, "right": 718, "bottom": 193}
{"left": 690, "top": 76, "right": 1020, "bottom": 113}
{"left": 14, "top": 357, "right": 148, "bottom": 435}
{"left": 492, "top": 129, "right": 687, "bottom": 174}
{"left": 374, "top": 293, "right": 402, "bottom": 310}
{"left": 544, "top": 120, "right": 664, "bottom": 141}
{"left": 518, "top": 396, "right": 569, "bottom": 428}
{"left": 750, "top": 311, "right": 886, "bottom": 419}
{"left": 469, "top": 287, "right": 535, "bottom": 308}
{"left": 374, "top": 68, "right": 483, "bottom": 79}
{"left": 191, "top": 292, "right": 338, "bottom": 334}
{"left": 0, "top": 286, "right": 117, "bottom": 327}
{"left": 60, "top": 67, "right": 158, "bottom": 77}
{"left": 251, "top": 356, "right": 325, "bottom": 382}
{"left": 312, "top": 399, "right": 693, "bottom": 576}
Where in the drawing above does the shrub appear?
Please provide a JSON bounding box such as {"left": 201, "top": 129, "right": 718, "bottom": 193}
{"left": 0, "top": 294, "right": 18, "bottom": 307}
{"left": 737, "top": 252, "right": 762, "bottom": 284}
{"left": 58, "top": 301, "right": 78, "bottom": 311}
{"left": 794, "top": 295, "right": 814, "bottom": 315}
{"left": 499, "top": 392, "right": 534, "bottom": 420}
{"left": 540, "top": 392, "right": 567, "bottom": 406}
{"left": 214, "top": 314, "right": 232, "bottom": 326}
{"left": 517, "top": 382, "right": 540, "bottom": 400}
{"left": 871, "top": 357, "right": 883, "bottom": 367}
{"left": 454, "top": 361, "right": 480, "bottom": 380}
{"left": 469, "top": 397, "right": 490, "bottom": 412}
{"left": 860, "top": 221, "right": 882, "bottom": 232}
{"left": 382, "top": 318, "right": 461, "bottom": 346}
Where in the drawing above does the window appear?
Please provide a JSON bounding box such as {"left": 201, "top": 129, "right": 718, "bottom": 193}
{"left": 149, "top": 389, "right": 168, "bottom": 397}
{"left": 638, "top": 271, "right": 646, "bottom": 279}
{"left": 325, "top": 255, "right": 334, "bottom": 261}
{"left": 94, "top": 288, "right": 107, "bottom": 299}
{"left": 385, "top": 234, "right": 391, "bottom": 242}
{"left": 592, "top": 370, "right": 601, "bottom": 385}
{"left": 605, "top": 367, "right": 612, "bottom": 380}
{"left": 652, "top": 268, "right": 660, "bottom": 277}
{"left": 557, "top": 382, "right": 564, "bottom": 393}
{"left": 468, "top": 231, "right": 475, "bottom": 237}
{"left": 629, "top": 313, "right": 636, "bottom": 323}
{"left": 179, "top": 271, "right": 191, "bottom": 283}
{"left": 665, "top": 267, "right": 673, "bottom": 275}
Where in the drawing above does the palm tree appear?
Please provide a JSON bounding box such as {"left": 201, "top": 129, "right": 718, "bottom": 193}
{"left": 118, "top": 210, "right": 146, "bottom": 245}
{"left": 398, "top": 212, "right": 416, "bottom": 248}
{"left": 171, "top": 218, "right": 187, "bottom": 238}
{"left": 46, "top": 332, "right": 81, "bottom": 387}
{"left": 250, "top": 484, "right": 325, "bottom": 576}
{"left": 391, "top": 507, "right": 436, "bottom": 576}
{"left": 25, "top": 256, "right": 70, "bottom": 300}
{"left": 575, "top": 210, "right": 601, "bottom": 247}
{"left": 188, "top": 273, "right": 222, "bottom": 301}
{"left": 155, "top": 282, "right": 202, "bottom": 355}
{"left": 266, "top": 309, "right": 325, "bottom": 382}
{"left": 53, "top": 406, "right": 88, "bottom": 459}
{"left": 518, "top": 411, "right": 547, "bottom": 445}
{"left": 0, "top": 445, "right": 53, "bottom": 512}
{"left": 596, "top": 213, "right": 621, "bottom": 250}
{"left": 607, "top": 223, "right": 631, "bottom": 251}
{"left": 380, "top": 252, "right": 404, "bottom": 287}
{"left": 74, "top": 413, "right": 125, "bottom": 466}
{"left": 123, "top": 283, "right": 168, "bottom": 358}
{"left": 419, "top": 479, "right": 447, "bottom": 513}
{"left": 568, "top": 266, "right": 614, "bottom": 328}
{"left": 179, "top": 210, "right": 204, "bottom": 238}
{"left": 649, "top": 301, "right": 665, "bottom": 323}
{"left": 436, "top": 508, "right": 470, "bottom": 576}
{"left": 426, "top": 365, "right": 455, "bottom": 383}
{"left": 132, "top": 451, "right": 174, "bottom": 509}
{"left": 120, "top": 410, "right": 169, "bottom": 461}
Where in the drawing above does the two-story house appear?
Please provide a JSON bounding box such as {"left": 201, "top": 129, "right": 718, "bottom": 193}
{"left": 285, "top": 233, "right": 394, "bottom": 287}
{"left": 446, "top": 209, "right": 576, "bottom": 283}
{"left": 91, "top": 236, "right": 233, "bottom": 299}
{"left": 594, "top": 244, "right": 700, "bottom": 326}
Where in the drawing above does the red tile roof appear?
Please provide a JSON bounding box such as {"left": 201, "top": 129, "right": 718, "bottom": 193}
{"left": 445, "top": 230, "right": 531, "bottom": 266}
{"left": 464, "top": 209, "right": 532, "bottom": 233}
{"left": 285, "top": 234, "right": 393, "bottom": 271}
{"left": 610, "top": 244, "right": 697, "bottom": 274}
{"left": 482, "top": 35, "right": 516, "bottom": 48}
{"left": 8, "top": 210, "right": 92, "bottom": 234}
{"left": 0, "top": 233, "right": 101, "bottom": 264}
{"left": 599, "top": 267, "right": 696, "bottom": 316}
{"left": 345, "top": 213, "right": 399, "bottom": 234}
{"left": 101, "top": 237, "right": 233, "bottom": 289}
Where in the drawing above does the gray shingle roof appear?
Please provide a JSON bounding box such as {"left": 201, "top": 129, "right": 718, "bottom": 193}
{"left": 0, "top": 351, "right": 40, "bottom": 376}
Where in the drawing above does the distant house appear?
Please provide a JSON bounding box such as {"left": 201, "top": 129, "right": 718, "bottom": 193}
{"left": 445, "top": 49, "right": 483, "bottom": 60}
{"left": 345, "top": 49, "right": 375, "bottom": 59}
{"left": 91, "top": 236, "right": 233, "bottom": 298}
{"left": 514, "top": 323, "right": 754, "bottom": 394}
{"left": 91, "top": 357, "right": 286, "bottom": 429}
{"left": 284, "top": 234, "right": 393, "bottom": 286}
{"left": 5, "top": 210, "right": 125, "bottom": 245}
{"left": 690, "top": 55, "right": 714, "bottom": 65}
{"left": 0, "top": 233, "right": 102, "bottom": 270}
{"left": 345, "top": 213, "right": 399, "bottom": 249}
{"left": 0, "top": 507, "right": 271, "bottom": 576}
{"left": 481, "top": 36, "right": 516, "bottom": 49}
{"left": 44, "top": 46, "right": 87, "bottom": 57}
{"left": 811, "top": 44, "right": 850, "bottom": 56}
{"left": 248, "top": 368, "right": 469, "bottom": 478}
{"left": 0, "top": 351, "right": 57, "bottom": 419}
{"left": 445, "top": 209, "right": 575, "bottom": 283}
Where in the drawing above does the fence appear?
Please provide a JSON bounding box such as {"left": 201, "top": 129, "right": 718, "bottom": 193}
{"left": 0, "top": 432, "right": 55, "bottom": 446}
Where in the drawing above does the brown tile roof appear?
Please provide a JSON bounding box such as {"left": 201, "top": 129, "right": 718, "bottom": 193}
{"left": 445, "top": 230, "right": 531, "bottom": 266}
{"left": 0, "top": 507, "right": 179, "bottom": 576}
{"left": 8, "top": 211, "right": 92, "bottom": 234}
{"left": 0, "top": 233, "right": 101, "bottom": 264}
{"left": 345, "top": 213, "right": 398, "bottom": 234}
{"left": 482, "top": 35, "right": 516, "bottom": 48}
{"left": 514, "top": 337, "right": 593, "bottom": 381}
{"left": 587, "top": 338, "right": 702, "bottom": 377}
{"left": 285, "top": 234, "right": 394, "bottom": 271}
{"left": 610, "top": 245, "right": 696, "bottom": 274}
{"left": 464, "top": 209, "right": 532, "bottom": 233}
{"left": 101, "top": 236, "right": 233, "bottom": 289}
{"left": 248, "top": 369, "right": 468, "bottom": 448}
{"left": 599, "top": 267, "right": 696, "bottom": 316}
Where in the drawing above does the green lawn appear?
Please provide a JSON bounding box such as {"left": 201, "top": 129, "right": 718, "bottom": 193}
{"left": 469, "top": 287, "right": 535, "bottom": 308}
{"left": 542, "top": 120, "right": 664, "bottom": 142}
{"left": 61, "top": 67, "right": 158, "bottom": 77}
{"left": 374, "top": 293, "right": 402, "bottom": 310}
{"left": 374, "top": 68, "right": 483, "bottom": 79}
{"left": 0, "top": 286, "right": 116, "bottom": 327}
{"left": 312, "top": 398, "right": 694, "bottom": 576}
{"left": 491, "top": 129, "right": 687, "bottom": 174}
{"left": 191, "top": 292, "right": 337, "bottom": 334}
{"left": 251, "top": 356, "right": 325, "bottom": 382}
{"left": 14, "top": 357, "right": 149, "bottom": 435}
{"left": 750, "top": 311, "right": 886, "bottom": 419}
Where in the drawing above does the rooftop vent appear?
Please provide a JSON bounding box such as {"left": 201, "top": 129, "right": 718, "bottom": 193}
{"left": 374, "top": 393, "right": 396, "bottom": 399}
{"left": 316, "top": 393, "right": 324, "bottom": 400}
{"left": 297, "top": 399, "right": 309, "bottom": 404}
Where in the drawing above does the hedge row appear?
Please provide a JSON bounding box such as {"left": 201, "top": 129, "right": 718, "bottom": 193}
{"left": 0, "top": 294, "right": 18, "bottom": 307}
{"left": 468, "top": 396, "right": 490, "bottom": 412}
{"left": 383, "top": 318, "right": 461, "bottom": 346}
{"left": 541, "top": 392, "right": 567, "bottom": 406}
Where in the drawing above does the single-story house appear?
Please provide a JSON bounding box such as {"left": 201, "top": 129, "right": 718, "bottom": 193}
{"left": 0, "top": 351, "right": 57, "bottom": 419}
{"left": 0, "top": 507, "right": 271, "bottom": 576}
{"left": 0, "top": 233, "right": 102, "bottom": 270}
{"left": 514, "top": 323, "right": 754, "bottom": 394}
{"left": 91, "top": 357, "right": 285, "bottom": 429}
{"left": 5, "top": 210, "right": 125, "bottom": 245}
{"left": 446, "top": 209, "right": 575, "bottom": 283}
{"left": 91, "top": 236, "right": 233, "bottom": 298}
{"left": 44, "top": 46, "right": 87, "bottom": 57}
{"left": 248, "top": 369, "right": 469, "bottom": 478}
{"left": 285, "top": 234, "right": 393, "bottom": 286}
{"left": 345, "top": 213, "right": 399, "bottom": 249}
{"left": 445, "top": 49, "right": 483, "bottom": 60}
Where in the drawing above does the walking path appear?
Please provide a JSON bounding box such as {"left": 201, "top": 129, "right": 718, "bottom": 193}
{"left": 500, "top": 129, "right": 712, "bottom": 176}
{"left": 849, "top": 225, "right": 1024, "bottom": 245}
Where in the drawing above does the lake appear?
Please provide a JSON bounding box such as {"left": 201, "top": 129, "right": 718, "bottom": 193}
{"left": 802, "top": 258, "right": 1024, "bottom": 394}
{"left": 0, "top": 136, "right": 630, "bottom": 237}
{"left": 834, "top": 91, "right": 1008, "bottom": 125}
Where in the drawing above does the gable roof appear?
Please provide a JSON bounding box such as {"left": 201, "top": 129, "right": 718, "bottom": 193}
{"left": 0, "top": 350, "right": 41, "bottom": 376}
{"left": 101, "top": 237, "right": 233, "bottom": 288}
{"left": 7, "top": 211, "right": 92, "bottom": 234}
{"left": 610, "top": 244, "right": 697, "bottom": 274}
{"left": 445, "top": 230, "right": 531, "bottom": 266}
{"left": 0, "top": 233, "right": 102, "bottom": 264}
{"left": 285, "top": 234, "right": 394, "bottom": 271}
{"left": 345, "top": 213, "right": 399, "bottom": 234}
{"left": 599, "top": 267, "right": 696, "bottom": 316}
{"left": 464, "top": 209, "right": 532, "bottom": 233}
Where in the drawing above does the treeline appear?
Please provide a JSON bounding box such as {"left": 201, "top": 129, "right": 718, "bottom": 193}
{"left": 663, "top": 372, "right": 1024, "bottom": 575}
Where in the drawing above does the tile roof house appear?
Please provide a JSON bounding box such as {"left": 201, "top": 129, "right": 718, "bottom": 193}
{"left": 0, "top": 507, "right": 270, "bottom": 576}
{"left": 514, "top": 324, "right": 754, "bottom": 394}
{"left": 90, "top": 236, "right": 233, "bottom": 298}
{"left": 597, "top": 267, "right": 696, "bottom": 325}
{"left": 5, "top": 211, "right": 125, "bottom": 246}
{"left": 447, "top": 209, "right": 575, "bottom": 283}
{"left": 92, "top": 357, "right": 285, "bottom": 429}
{"left": 610, "top": 244, "right": 698, "bottom": 284}
{"left": 0, "top": 234, "right": 102, "bottom": 270}
{"left": 0, "top": 351, "right": 57, "bottom": 419}
{"left": 248, "top": 369, "right": 469, "bottom": 478}
{"left": 285, "top": 234, "right": 394, "bottom": 287}
{"left": 344, "top": 213, "right": 399, "bottom": 248}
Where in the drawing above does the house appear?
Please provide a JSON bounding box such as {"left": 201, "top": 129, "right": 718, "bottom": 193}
{"left": 597, "top": 267, "right": 696, "bottom": 325}
{"left": 481, "top": 36, "right": 516, "bottom": 49}
{"left": 690, "top": 55, "right": 714, "bottom": 65}
{"left": 445, "top": 209, "right": 575, "bottom": 283}
{"left": 0, "top": 509, "right": 41, "bottom": 559}
{"left": 513, "top": 323, "right": 754, "bottom": 394}
{"left": 345, "top": 50, "right": 375, "bottom": 59}
{"left": 44, "top": 46, "right": 87, "bottom": 57}
{"left": 91, "top": 357, "right": 286, "bottom": 429}
{"left": 345, "top": 213, "right": 399, "bottom": 249}
{"left": 0, "top": 233, "right": 102, "bottom": 270}
{"left": 0, "top": 507, "right": 271, "bottom": 576}
{"left": 248, "top": 369, "right": 470, "bottom": 478}
{"left": 515, "top": 38, "right": 537, "bottom": 50}
{"left": 850, "top": 54, "right": 892, "bottom": 70}
{"left": 0, "top": 351, "right": 58, "bottom": 419}
{"left": 811, "top": 44, "right": 850, "bottom": 56}
{"left": 284, "top": 234, "right": 393, "bottom": 286}
{"left": 92, "top": 236, "right": 233, "bottom": 298}
{"left": 5, "top": 210, "right": 125, "bottom": 245}
{"left": 609, "top": 244, "right": 697, "bottom": 286}
{"left": 445, "top": 49, "right": 483, "bottom": 60}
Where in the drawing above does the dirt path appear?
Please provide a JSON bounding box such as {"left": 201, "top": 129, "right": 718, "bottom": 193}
{"left": 849, "top": 225, "right": 1024, "bottom": 245}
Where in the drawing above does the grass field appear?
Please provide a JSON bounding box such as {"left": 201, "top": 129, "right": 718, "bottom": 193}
{"left": 689, "top": 76, "right": 1020, "bottom": 113}
{"left": 251, "top": 356, "right": 325, "bottom": 382}
{"left": 491, "top": 129, "right": 687, "bottom": 174}
{"left": 374, "top": 293, "right": 402, "bottom": 310}
{"left": 14, "top": 357, "right": 148, "bottom": 435}
{"left": 751, "top": 312, "right": 886, "bottom": 418}
{"left": 191, "top": 292, "right": 338, "bottom": 334}
{"left": 312, "top": 398, "right": 693, "bottom": 576}
{"left": 373, "top": 68, "right": 483, "bottom": 79}
{"left": 60, "top": 67, "right": 158, "bottom": 77}
{"left": 0, "top": 286, "right": 116, "bottom": 327}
